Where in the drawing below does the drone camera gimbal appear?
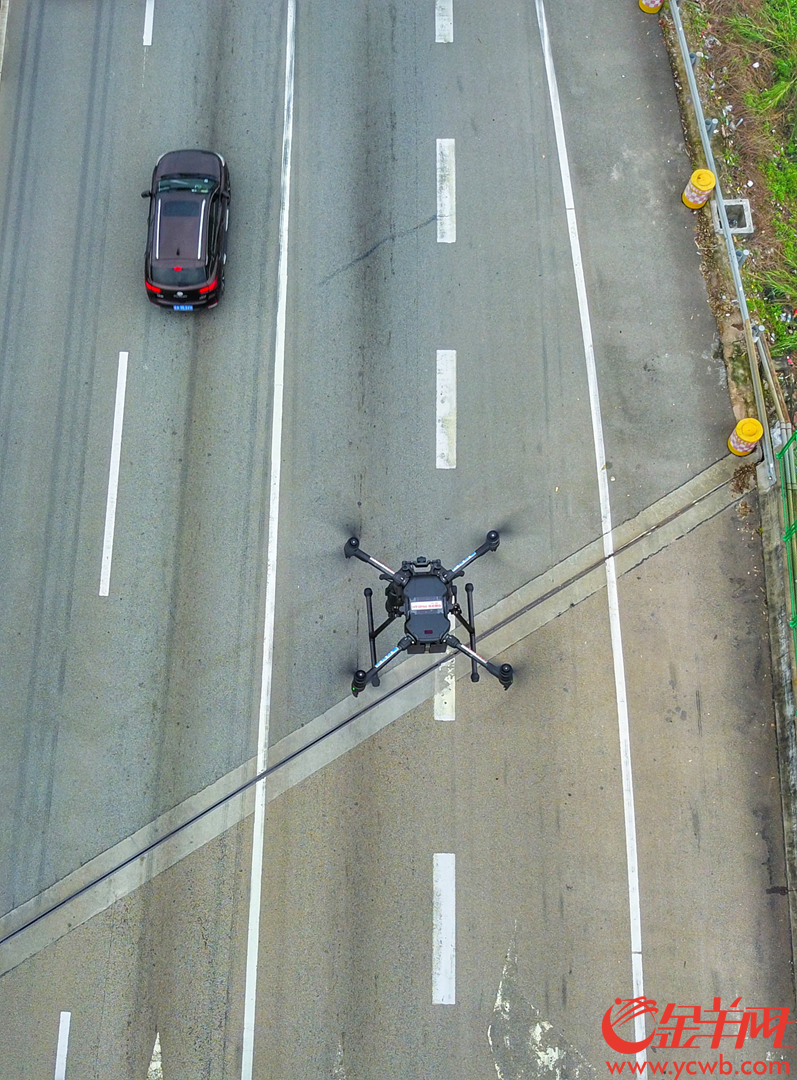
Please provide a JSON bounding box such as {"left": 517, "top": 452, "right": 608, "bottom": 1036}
{"left": 345, "top": 531, "right": 514, "bottom": 696}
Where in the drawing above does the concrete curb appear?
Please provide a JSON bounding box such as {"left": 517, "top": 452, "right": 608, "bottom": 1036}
{"left": 758, "top": 462, "right": 797, "bottom": 991}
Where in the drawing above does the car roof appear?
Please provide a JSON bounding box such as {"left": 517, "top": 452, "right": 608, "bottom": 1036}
{"left": 154, "top": 190, "right": 208, "bottom": 264}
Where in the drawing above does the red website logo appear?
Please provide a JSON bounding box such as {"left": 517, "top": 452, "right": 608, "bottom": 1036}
{"left": 602, "top": 998, "right": 796, "bottom": 1056}
{"left": 603, "top": 998, "right": 659, "bottom": 1054}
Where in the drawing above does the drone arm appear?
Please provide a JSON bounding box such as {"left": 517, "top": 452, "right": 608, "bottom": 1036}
{"left": 442, "top": 633, "right": 513, "bottom": 690}
{"left": 344, "top": 537, "right": 400, "bottom": 582}
{"left": 443, "top": 530, "right": 500, "bottom": 583}
{"left": 352, "top": 634, "right": 414, "bottom": 696}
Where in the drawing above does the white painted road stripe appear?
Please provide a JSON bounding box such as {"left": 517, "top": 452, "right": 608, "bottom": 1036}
{"left": 433, "top": 853, "right": 456, "bottom": 1003}
{"left": 534, "top": 0, "right": 647, "bottom": 1057}
{"left": 54, "top": 1012, "right": 71, "bottom": 1080}
{"left": 435, "top": 0, "right": 453, "bottom": 42}
{"left": 434, "top": 657, "right": 456, "bottom": 720}
{"left": 240, "top": 0, "right": 295, "bottom": 1075}
{"left": 99, "top": 351, "right": 129, "bottom": 597}
{"left": 0, "top": 0, "right": 11, "bottom": 85}
{"left": 143, "top": 0, "right": 154, "bottom": 46}
{"left": 148, "top": 1033, "right": 162, "bottom": 1077}
{"left": 435, "top": 349, "right": 456, "bottom": 468}
{"left": 436, "top": 139, "right": 456, "bottom": 243}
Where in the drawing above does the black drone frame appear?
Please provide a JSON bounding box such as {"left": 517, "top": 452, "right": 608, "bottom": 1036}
{"left": 344, "top": 530, "right": 514, "bottom": 696}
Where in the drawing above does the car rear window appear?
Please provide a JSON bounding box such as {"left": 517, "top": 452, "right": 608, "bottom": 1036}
{"left": 150, "top": 264, "right": 207, "bottom": 287}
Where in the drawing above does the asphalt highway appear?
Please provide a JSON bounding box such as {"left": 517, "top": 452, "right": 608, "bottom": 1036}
{"left": 0, "top": 1, "right": 793, "bottom": 1078}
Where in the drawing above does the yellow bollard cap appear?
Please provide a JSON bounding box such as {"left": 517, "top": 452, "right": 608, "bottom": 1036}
{"left": 691, "top": 169, "right": 716, "bottom": 193}
{"left": 737, "top": 417, "right": 764, "bottom": 443}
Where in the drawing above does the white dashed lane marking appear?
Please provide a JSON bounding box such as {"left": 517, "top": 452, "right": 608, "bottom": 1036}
{"left": 435, "top": 349, "right": 456, "bottom": 469}
{"left": 436, "top": 139, "right": 456, "bottom": 243}
{"left": 432, "top": 853, "right": 456, "bottom": 1004}
{"left": 143, "top": 0, "right": 155, "bottom": 46}
{"left": 435, "top": 0, "right": 453, "bottom": 42}
{"left": 53, "top": 1012, "right": 71, "bottom": 1080}
{"left": 434, "top": 658, "right": 456, "bottom": 720}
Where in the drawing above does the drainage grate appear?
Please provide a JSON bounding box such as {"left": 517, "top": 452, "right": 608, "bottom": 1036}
{"left": 710, "top": 196, "right": 754, "bottom": 236}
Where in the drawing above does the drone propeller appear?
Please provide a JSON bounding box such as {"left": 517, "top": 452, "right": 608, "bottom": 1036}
{"left": 333, "top": 518, "right": 364, "bottom": 545}
{"left": 488, "top": 514, "right": 521, "bottom": 541}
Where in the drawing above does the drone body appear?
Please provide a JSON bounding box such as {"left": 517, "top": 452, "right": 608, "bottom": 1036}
{"left": 344, "top": 531, "right": 514, "bottom": 696}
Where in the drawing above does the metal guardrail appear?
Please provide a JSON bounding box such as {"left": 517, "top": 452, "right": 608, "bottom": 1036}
{"left": 777, "top": 430, "right": 797, "bottom": 657}
{"left": 669, "top": 0, "right": 779, "bottom": 481}
{"left": 670, "top": 1, "right": 797, "bottom": 682}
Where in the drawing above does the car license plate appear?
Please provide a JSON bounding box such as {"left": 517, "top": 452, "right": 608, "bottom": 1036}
{"left": 174, "top": 304, "right": 193, "bottom": 311}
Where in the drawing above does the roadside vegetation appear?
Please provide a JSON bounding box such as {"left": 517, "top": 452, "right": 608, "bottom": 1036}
{"left": 673, "top": 0, "right": 797, "bottom": 413}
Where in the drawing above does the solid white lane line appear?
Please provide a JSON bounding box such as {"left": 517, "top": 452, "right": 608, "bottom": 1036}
{"left": 435, "top": 349, "right": 456, "bottom": 469}
{"left": 240, "top": 0, "right": 295, "bottom": 1076}
{"left": 0, "top": 0, "right": 11, "bottom": 85}
{"left": 53, "top": 1012, "right": 71, "bottom": 1080}
{"left": 143, "top": 0, "right": 154, "bottom": 46}
{"left": 533, "top": 0, "right": 646, "bottom": 1056}
{"left": 432, "top": 853, "right": 456, "bottom": 1004}
{"left": 435, "top": 0, "right": 453, "bottom": 43}
{"left": 99, "top": 351, "right": 129, "bottom": 597}
{"left": 434, "top": 658, "right": 456, "bottom": 720}
{"left": 436, "top": 139, "right": 456, "bottom": 243}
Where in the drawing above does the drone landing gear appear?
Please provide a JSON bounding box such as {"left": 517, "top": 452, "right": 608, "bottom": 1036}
{"left": 352, "top": 633, "right": 413, "bottom": 696}
{"left": 445, "top": 582, "right": 513, "bottom": 689}
{"left": 442, "top": 634, "right": 514, "bottom": 690}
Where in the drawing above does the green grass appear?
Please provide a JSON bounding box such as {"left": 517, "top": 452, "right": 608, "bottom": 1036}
{"left": 681, "top": 0, "right": 712, "bottom": 39}
{"left": 746, "top": 148, "right": 797, "bottom": 349}
{"left": 708, "top": 0, "right": 797, "bottom": 349}
{"left": 727, "top": 1, "right": 797, "bottom": 136}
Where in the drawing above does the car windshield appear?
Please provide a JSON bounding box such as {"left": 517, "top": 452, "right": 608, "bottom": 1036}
{"left": 150, "top": 264, "right": 207, "bottom": 287}
{"left": 158, "top": 176, "right": 217, "bottom": 195}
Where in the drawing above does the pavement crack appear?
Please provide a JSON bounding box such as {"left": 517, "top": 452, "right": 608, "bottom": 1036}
{"left": 318, "top": 216, "right": 436, "bottom": 285}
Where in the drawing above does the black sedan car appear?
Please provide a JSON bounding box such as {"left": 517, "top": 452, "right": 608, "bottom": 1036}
{"left": 142, "top": 149, "right": 230, "bottom": 310}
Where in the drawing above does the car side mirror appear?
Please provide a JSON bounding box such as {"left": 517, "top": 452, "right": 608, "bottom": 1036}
{"left": 141, "top": 190, "right": 151, "bottom": 199}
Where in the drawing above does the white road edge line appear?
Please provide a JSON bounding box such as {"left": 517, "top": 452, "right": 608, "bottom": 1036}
{"left": 436, "top": 139, "right": 456, "bottom": 243}
{"left": 0, "top": 0, "right": 12, "bottom": 85}
{"left": 99, "top": 351, "right": 129, "bottom": 597}
{"left": 143, "top": 0, "right": 154, "bottom": 47}
{"left": 533, "top": 0, "right": 647, "bottom": 1057}
{"left": 435, "top": 349, "right": 456, "bottom": 469}
{"left": 54, "top": 1011, "right": 71, "bottom": 1080}
{"left": 435, "top": 0, "right": 453, "bottom": 43}
{"left": 240, "top": 0, "right": 296, "bottom": 1076}
{"left": 432, "top": 853, "right": 456, "bottom": 1004}
{"left": 434, "top": 657, "right": 456, "bottom": 720}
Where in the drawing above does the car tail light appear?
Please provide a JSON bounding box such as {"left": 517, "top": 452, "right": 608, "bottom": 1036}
{"left": 145, "top": 280, "right": 161, "bottom": 292}
{"left": 199, "top": 278, "right": 217, "bottom": 294}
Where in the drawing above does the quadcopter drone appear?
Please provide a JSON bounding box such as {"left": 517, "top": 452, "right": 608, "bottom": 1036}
{"left": 344, "top": 530, "right": 514, "bottom": 696}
